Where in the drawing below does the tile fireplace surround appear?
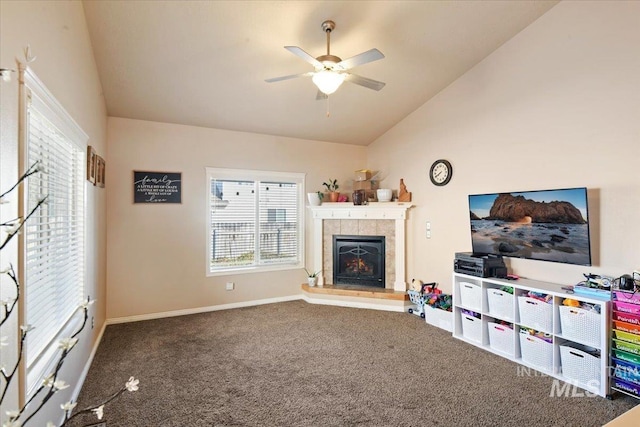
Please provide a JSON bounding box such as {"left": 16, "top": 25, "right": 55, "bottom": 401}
{"left": 307, "top": 203, "right": 413, "bottom": 311}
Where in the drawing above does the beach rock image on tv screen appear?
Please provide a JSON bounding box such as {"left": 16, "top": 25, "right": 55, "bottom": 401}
{"left": 468, "top": 188, "right": 591, "bottom": 266}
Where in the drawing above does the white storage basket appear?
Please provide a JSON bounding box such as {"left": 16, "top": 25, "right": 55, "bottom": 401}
{"left": 519, "top": 333, "right": 553, "bottom": 372}
{"left": 459, "top": 282, "right": 482, "bottom": 311}
{"left": 461, "top": 313, "right": 482, "bottom": 343}
{"left": 487, "top": 289, "right": 514, "bottom": 320}
{"left": 560, "top": 345, "right": 601, "bottom": 388}
{"left": 558, "top": 305, "right": 601, "bottom": 346}
{"left": 488, "top": 323, "right": 514, "bottom": 356}
{"left": 518, "top": 296, "right": 553, "bottom": 332}
{"left": 425, "top": 306, "right": 453, "bottom": 332}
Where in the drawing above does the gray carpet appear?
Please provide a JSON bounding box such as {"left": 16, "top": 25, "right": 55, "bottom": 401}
{"left": 70, "top": 301, "right": 638, "bottom": 426}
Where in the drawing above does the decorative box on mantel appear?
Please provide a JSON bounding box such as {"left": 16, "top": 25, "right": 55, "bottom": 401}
{"left": 309, "top": 202, "right": 413, "bottom": 292}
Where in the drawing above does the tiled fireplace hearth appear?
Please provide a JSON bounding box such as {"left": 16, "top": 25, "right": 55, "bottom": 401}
{"left": 309, "top": 202, "right": 413, "bottom": 293}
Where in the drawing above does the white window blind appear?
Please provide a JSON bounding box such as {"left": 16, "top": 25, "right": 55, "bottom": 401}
{"left": 20, "top": 67, "right": 87, "bottom": 390}
{"left": 207, "top": 169, "right": 304, "bottom": 274}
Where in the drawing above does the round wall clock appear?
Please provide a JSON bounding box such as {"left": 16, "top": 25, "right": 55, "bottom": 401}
{"left": 429, "top": 159, "right": 453, "bottom": 186}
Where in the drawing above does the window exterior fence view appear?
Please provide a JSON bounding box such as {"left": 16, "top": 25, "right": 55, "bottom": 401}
{"left": 210, "top": 221, "right": 298, "bottom": 268}
{"left": 208, "top": 177, "right": 301, "bottom": 272}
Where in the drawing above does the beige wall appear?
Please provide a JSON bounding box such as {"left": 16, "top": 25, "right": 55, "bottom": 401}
{"left": 107, "top": 1, "right": 640, "bottom": 317}
{"left": 0, "top": 0, "right": 107, "bottom": 424}
{"left": 106, "top": 117, "right": 366, "bottom": 319}
{"left": 367, "top": 0, "right": 640, "bottom": 292}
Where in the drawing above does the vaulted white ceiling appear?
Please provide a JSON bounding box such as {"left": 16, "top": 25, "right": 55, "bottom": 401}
{"left": 83, "top": 1, "right": 558, "bottom": 146}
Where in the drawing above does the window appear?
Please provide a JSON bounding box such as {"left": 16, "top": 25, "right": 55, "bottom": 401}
{"left": 20, "top": 66, "right": 87, "bottom": 393}
{"left": 207, "top": 168, "right": 304, "bottom": 275}
{"left": 267, "top": 209, "right": 286, "bottom": 223}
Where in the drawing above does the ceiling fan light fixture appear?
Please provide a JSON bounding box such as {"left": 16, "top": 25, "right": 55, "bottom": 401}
{"left": 312, "top": 70, "right": 345, "bottom": 95}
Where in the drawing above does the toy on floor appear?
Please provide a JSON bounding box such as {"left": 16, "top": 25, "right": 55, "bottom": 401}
{"left": 426, "top": 293, "right": 453, "bottom": 312}
{"left": 407, "top": 290, "right": 427, "bottom": 318}
{"left": 408, "top": 280, "right": 453, "bottom": 317}
{"left": 409, "top": 278, "right": 423, "bottom": 292}
{"left": 421, "top": 282, "right": 441, "bottom": 295}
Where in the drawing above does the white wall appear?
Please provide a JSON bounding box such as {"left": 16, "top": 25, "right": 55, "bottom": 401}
{"left": 106, "top": 117, "right": 366, "bottom": 319}
{"left": 0, "top": 1, "right": 106, "bottom": 424}
{"left": 367, "top": 1, "right": 640, "bottom": 292}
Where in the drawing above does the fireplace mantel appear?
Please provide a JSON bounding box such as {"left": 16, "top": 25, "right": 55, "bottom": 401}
{"left": 309, "top": 202, "right": 413, "bottom": 292}
{"left": 309, "top": 202, "right": 412, "bottom": 220}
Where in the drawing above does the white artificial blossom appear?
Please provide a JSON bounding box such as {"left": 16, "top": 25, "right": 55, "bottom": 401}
{"left": 52, "top": 380, "right": 70, "bottom": 391}
{"left": 2, "top": 419, "right": 21, "bottom": 427}
{"left": 3, "top": 219, "right": 22, "bottom": 236}
{"left": 79, "top": 299, "right": 96, "bottom": 310}
{"left": 125, "top": 376, "right": 139, "bottom": 392}
{"left": 91, "top": 405, "right": 104, "bottom": 420}
{"left": 42, "top": 374, "right": 55, "bottom": 388}
{"left": 58, "top": 337, "right": 78, "bottom": 351}
{"left": 4, "top": 411, "right": 18, "bottom": 420}
{"left": 60, "top": 402, "right": 77, "bottom": 412}
{"left": 19, "top": 324, "right": 34, "bottom": 333}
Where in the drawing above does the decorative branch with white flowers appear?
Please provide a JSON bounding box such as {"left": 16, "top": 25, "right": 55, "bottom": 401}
{"left": 0, "top": 163, "right": 139, "bottom": 427}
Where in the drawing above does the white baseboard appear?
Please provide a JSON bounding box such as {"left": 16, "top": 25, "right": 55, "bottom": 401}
{"left": 71, "top": 320, "right": 107, "bottom": 404}
{"left": 106, "top": 294, "right": 304, "bottom": 325}
{"left": 302, "top": 294, "right": 407, "bottom": 312}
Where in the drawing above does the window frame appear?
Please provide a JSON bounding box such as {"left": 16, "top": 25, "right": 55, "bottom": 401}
{"left": 18, "top": 65, "right": 89, "bottom": 397}
{"left": 205, "top": 167, "right": 305, "bottom": 276}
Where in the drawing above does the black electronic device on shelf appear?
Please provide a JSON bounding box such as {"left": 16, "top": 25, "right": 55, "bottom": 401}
{"left": 454, "top": 252, "right": 507, "bottom": 278}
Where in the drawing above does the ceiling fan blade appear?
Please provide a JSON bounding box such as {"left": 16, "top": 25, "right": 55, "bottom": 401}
{"left": 316, "top": 90, "right": 328, "bottom": 101}
{"left": 265, "top": 72, "right": 313, "bottom": 83}
{"left": 336, "top": 48, "right": 384, "bottom": 70}
{"left": 344, "top": 73, "right": 386, "bottom": 91}
{"left": 284, "top": 46, "right": 323, "bottom": 69}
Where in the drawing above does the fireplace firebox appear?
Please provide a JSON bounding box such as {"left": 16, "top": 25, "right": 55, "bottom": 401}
{"left": 333, "top": 235, "right": 385, "bottom": 288}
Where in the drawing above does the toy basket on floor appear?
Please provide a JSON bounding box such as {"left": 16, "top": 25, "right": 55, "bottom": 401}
{"left": 407, "top": 290, "right": 426, "bottom": 318}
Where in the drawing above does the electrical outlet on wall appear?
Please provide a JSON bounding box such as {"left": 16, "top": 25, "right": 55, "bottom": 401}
{"left": 226, "top": 282, "right": 234, "bottom": 291}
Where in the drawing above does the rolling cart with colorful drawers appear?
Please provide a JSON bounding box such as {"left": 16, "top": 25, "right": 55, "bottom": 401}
{"left": 610, "top": 290, "right": 640, "bottom": 399}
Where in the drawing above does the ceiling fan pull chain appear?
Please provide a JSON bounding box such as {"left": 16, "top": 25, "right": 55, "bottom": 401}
{"left": 326, "top": 96, "right": 330, "bottom": 118}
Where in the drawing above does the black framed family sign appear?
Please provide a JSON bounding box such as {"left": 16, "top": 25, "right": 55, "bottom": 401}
{"left": 133, "top": 171, "right": 182, "bottom": 203}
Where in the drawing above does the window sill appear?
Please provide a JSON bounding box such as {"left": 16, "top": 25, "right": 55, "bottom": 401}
{"left": 207, "top": 263, "right": 303, "bottom": 277}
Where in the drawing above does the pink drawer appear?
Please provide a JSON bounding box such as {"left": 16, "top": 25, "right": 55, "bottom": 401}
{"left": 613, "top": 290, "right": 640, "bottom": 305}
{"left": 614, "top": 301, "right": 640, "bottom": 315}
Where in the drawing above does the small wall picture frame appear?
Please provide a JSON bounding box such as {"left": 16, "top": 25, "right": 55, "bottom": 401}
{"left": 96, "top": 156, "right": 106, "bottom": 188}
{"left": 87, "top": 145, "right": 97, "bottom": 184}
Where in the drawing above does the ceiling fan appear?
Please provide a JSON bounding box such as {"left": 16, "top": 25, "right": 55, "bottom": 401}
{"left": 265, "top": 20, "right": 385, "bottom": 98}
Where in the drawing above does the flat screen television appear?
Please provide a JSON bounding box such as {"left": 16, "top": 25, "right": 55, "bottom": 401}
{"left": 468, "top": 187, "right": 591, "bottom": 266}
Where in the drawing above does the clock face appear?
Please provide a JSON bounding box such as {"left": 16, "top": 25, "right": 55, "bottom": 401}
{"left": 429, "top": 160, "right": 453, "bottom": 186}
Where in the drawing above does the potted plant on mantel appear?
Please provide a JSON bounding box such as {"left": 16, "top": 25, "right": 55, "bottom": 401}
{"left": 322, "top": 179, "right": 340, "bottom": 202}
{"left": 305, "top": 268, "right": 322, "bottom": 287}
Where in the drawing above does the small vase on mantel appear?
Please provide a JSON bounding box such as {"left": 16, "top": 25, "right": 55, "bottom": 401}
{"left": 328, "top": 191, "right": 340, "bottom": 202}
{"left": 307, "top": 192, "right": 322, "bottom": 206}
